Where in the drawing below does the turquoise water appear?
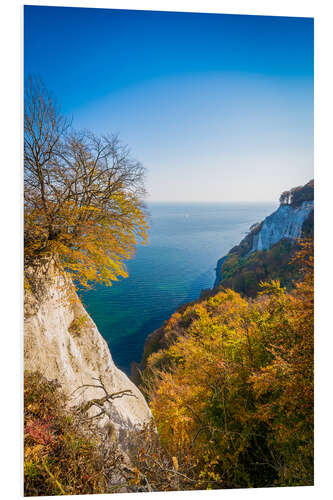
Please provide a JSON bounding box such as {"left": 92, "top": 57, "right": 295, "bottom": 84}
{"left": 80, "top": 202, "right": 276, "bottom": 375}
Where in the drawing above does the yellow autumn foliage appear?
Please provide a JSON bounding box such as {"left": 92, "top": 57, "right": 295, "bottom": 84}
{"left": 24, "top": 75, "right": 148, "bottom": 288}
{"left": 144, "top": 242, "right": 314, "bottom": 489}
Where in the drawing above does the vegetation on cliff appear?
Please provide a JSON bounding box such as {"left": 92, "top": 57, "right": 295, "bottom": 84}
{"left": 140, "top": 240, "right": 314, "bottom": 489}
{"left": 279, "top": 179, "right": 314, "bottom": 207}
{"left": 24, "top": 371, "right": 127, "bottom": 496}
{"left": 216, "top": 239, "right": 300, "bottom": 297}
{"left": 24, "top": 75, "right": 148, "bottom": 289}
{"left": 24, "top": 371, "right": 201, "bottom": 495}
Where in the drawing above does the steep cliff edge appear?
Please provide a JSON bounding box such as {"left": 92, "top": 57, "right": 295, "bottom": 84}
{"left": 214, "top": 180, "right": 314, "bottom": 291}
{"left": 247, "top": 200, "right": 313, "bottom": 254}
{"left": 24, "top": 256, "right": 151, "bottom": 441}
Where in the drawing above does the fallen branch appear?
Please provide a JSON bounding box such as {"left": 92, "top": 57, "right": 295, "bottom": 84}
{"left": 71, "top": 375, "right": 137, "bottom": 421}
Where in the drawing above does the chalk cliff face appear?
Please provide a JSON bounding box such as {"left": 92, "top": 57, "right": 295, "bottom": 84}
{"left": 248, "top": 200, "right": 313, "bottom": 254}
{"left": 24, "top": 257, "right": 151, "bottom": 441}
{"left": 214, "top": 180, "right": 314, "bottom": 289}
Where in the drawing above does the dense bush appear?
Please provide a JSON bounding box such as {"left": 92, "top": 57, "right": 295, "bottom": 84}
{"left": 218, "top": 239, "right": 301, "bottom": 297}
{"left": 24, "top": 371, "right": 129, "bottom": 496}
{"left": 141, "top": 241, "right": 314, "bottom": 489}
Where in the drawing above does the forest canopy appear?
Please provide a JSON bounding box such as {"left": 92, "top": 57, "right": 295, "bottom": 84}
{"left": 24, "top": 75, "right": 148, "bottom": 288}
{"left": 140, "top": 240, "right": 314, "bottom": 489}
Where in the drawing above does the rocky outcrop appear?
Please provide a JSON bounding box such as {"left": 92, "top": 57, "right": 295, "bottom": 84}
{"left": 24, "top": 256, "right": 151, "bottom": 444}
{"left": 248, "top": 200, "right": 313, "bottom": 254}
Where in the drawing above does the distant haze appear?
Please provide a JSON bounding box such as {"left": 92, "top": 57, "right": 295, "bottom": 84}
{"left": 24, "top": 7, "right": 313, "bottom": 203}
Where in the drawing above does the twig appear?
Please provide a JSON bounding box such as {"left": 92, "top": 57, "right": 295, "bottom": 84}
{"left": 42, "top": 458, "right": 66, "bottom": 495}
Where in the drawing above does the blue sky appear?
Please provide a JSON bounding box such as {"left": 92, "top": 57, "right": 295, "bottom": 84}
{"left": 24, "top": 6, "right": 313, "bottom": 202}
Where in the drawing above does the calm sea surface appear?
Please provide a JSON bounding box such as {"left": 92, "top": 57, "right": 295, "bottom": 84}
{"left": 80, "top": 202, "right": 276, "bottom": 375}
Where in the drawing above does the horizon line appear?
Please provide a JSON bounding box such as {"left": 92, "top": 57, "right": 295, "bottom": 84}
{"left": 146, "top": 200, "right": 278, "bottom": 204}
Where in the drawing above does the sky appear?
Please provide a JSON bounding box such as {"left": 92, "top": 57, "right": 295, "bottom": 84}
{"left": 24, "top": 6, "right": 313, "bottom": 202}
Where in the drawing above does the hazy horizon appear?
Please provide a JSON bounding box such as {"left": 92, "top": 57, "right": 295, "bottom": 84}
{"left": 146, "top": 199, "right": 280, "bottom": 204}
{"left": 24, "top": 7, "right": 313, "bottom": 203}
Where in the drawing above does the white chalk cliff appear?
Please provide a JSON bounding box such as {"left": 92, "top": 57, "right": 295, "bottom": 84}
{"left": 24, "top": 256, "right": 151, "bottom": 442}
{"left": 248, "top": 200, "right": 314, "bottom": 254}
{"left": 214, "top": 180, "right": 314, "bottom": 288}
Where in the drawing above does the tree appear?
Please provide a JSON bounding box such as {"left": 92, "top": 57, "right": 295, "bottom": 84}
{"left": 279, "top": 190, "right": 290, "bottom": 205}
{"left": 24, "top": 75, "right": 148, "bottom": 288}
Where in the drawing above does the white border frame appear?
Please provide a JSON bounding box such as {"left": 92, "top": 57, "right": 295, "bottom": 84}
{"left": 1, "top": 1, "right": 332, "bottom": 499}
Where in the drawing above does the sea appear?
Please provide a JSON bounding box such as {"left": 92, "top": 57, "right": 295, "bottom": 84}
{"left": 80, "top": 202, "right": 276, "bottom": 375}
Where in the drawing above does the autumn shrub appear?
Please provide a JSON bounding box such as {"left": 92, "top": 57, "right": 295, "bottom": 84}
{"left": 68, "top": 314, "right": 89, "bottom": 337}
{"left": 127, "top": 420, "right": 198, "bottom": 492}
{"left": 24, "top": 371, "right": 128, "bottom": 496}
